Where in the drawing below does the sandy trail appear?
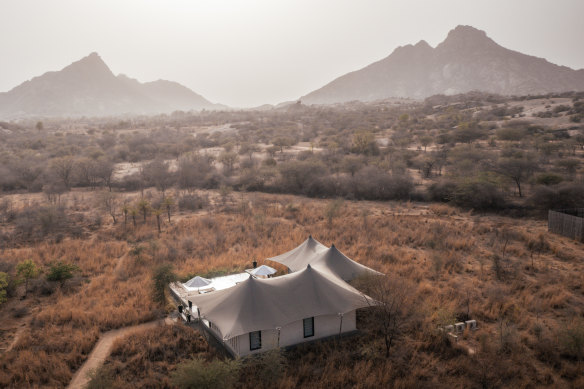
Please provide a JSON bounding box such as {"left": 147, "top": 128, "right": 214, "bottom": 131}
{"left": 67, "top": 318, "right": 173, "bottom": 389}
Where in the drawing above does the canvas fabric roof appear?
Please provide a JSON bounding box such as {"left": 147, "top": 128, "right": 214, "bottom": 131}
{"left": 186, "top": 265, "right": 373, "bottom": 340}
{"left": 310, "top": 245, "right": 383, "bottom": 281}
{"left": 266, "top": 235, "right": 328, "bottom": 271}
{"left": 268, "top": 237, "right": 382, "bottom": 281}
{"left": 184, "top": 276, "right": 211, "bottom": 288}
{"left": 250, "top": 265, "right": 277, "bottom": 276}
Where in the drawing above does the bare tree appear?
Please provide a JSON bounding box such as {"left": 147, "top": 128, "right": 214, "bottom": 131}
{"left": 177, "top": 154, "right": 212, "bottom": 191}
{"left": 219, "top": 152, "right": 238, "bottom": 175}
{"left": 50, "top": 156, "right": 76, "bottom": 190}
{"left": 76, "top": 158, "right": 99, "bottom": 189}
{"left": 95, "top": 157, "right": 116, "bottom": 191}
{"left": 99, "top": 191, "right": 119, "bottom": 224}
{"left": 143, "top": 159, "right": 173, "bottom": 197}
{"left": 239, "top": 143, "right": 261, "bottom": 161}
{"left": 364, "top": 275, "right": 415, "bottom": 357}
{"left": 494, "top": 156, "right": 537, "bottom": 197}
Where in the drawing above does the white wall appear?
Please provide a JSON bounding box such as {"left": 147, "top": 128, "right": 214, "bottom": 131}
{"left": 223, "top": 310, "right": 357, "bottom": 357}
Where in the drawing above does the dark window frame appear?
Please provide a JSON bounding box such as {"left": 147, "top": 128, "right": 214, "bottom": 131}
{"left": 303, "top": 317, "right": 314, "bottom": 338}
{"left": 249, "top": 330, "right": 262, "bottom": 350}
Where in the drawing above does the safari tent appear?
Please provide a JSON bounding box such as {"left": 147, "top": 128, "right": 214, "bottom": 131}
{"left": 186, "top": 265, "right": 373, "bottom": 357}
{"left": 266, "top": 235, "right": 328, "bottom": 271}
{"left": 268, "top": 236, "right": 382, "bottom": 281}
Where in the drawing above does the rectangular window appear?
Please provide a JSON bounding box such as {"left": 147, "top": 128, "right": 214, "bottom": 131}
{"left": 303, "top": 317, "right": 314, "bottom": 338}
{"left": 249, "top": 331, "right": 261, "bottom": 350}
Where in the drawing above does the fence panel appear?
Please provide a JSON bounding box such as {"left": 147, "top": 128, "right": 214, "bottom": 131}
{"left": 548, "top": 210, "right": 584, "bottom": 243}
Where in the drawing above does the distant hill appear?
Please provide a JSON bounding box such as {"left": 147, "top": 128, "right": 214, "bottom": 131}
{"left": 301, "top": 25, "right": 584, "bottom": 105}
{"left": 0, "top": 52, "right": 222, "bottom": 119}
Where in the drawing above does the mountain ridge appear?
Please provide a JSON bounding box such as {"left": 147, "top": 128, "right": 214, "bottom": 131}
{"left": 300, "top": 25, "right": 584, "bottom": 105}
{"left": 0, "top": 52, "right": 222, "bottom": 119}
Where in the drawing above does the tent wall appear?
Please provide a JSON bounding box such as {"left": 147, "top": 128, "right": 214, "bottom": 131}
{"left": 227, "top": 311, "right": 357, "bottom": 357}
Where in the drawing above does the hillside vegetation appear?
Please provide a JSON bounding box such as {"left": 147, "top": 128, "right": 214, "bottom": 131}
{"left": 1, "top": 91, "right": 583, "bottom": 219}
{"left": 0, "top": 91, "right": 583, "bottom": 387}
{"left": 0, "top": 188, "right": 583, "bottom": 388}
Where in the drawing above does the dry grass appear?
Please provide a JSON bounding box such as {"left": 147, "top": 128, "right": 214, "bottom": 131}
{"left": 1, "top": 189, "right": 584, "bottom": 387}
{"left": 96, "top": 324, "right": 217, "bottom": 388}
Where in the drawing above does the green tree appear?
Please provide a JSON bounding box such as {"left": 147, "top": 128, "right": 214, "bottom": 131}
{"left": 129, "top": 207, "right": 138, "bottom": 227}
{"left": 153, "top": 207, "right": 163, "bottom": 233}
{"left": 152, "top": 264, "right": 176, "bottom": 304}
{"left": 46, "top": 261, "right": 80, "bottom": 286}
{"left": 171, "top": 357, "right": 240, "bottom": 389}
{"left": 137, "top": 199, "right": 150, "bottom": 222}
{"left": 162, "top": 196, "right": 175, "bottom": 223}
{"left": 352, "top": 131, "right": 379, "bottom": 155}
{"left": 272, "top": 137, "right": 294, "bottom": 153}
{"left": 419, "top": 135, "right": 433, "bottom": 152}
{"left": 122, "top": 203, "right": 130, "bottom": 228}
{"left": 17, "top": 259, "right": 39, "bottom": 298}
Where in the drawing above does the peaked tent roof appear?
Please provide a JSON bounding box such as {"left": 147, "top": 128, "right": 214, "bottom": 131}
{"left": 184, "top": 276, "right": 211, "bottom": 288}
{"left": 250, "top": 265, "right": 277, "bottom": 276}
{"left": 186, "top": 265, "right": 372, "bottom": 340}
{"left": 311, "top": 245, "right": 384, "bottom": 282}
{"left": 267, "top": 235, "right": 328, "bottom": 272}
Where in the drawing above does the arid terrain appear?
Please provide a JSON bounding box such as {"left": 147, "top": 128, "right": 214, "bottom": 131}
{"left": 0, "top": 91, "right": 583, "bottom": 388}
{"left": 0, "top": 185, "right": 583, "bottom": 388}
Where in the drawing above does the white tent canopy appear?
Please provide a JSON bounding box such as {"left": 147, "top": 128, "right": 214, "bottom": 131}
{"left": 184, "top": 276, "right": 211, "bottom": 289}
{"left": 311, "top": 245, "right": 383, "bottom": 282}
{"left": 268, "top": 237, "right": 382, "bottom": 281}
{"left": 266, "top": 235, "right": 327, "bottom": 271}
{"left": 186, "top": 265, "right": 373, "bottom": 340}
{"left": 249, "top": 265, "right": 277, "bottom": 277}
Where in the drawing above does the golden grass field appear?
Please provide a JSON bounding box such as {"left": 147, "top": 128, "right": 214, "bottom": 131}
{"left": 0, "top": 189, "right": 583, "bottom": 388}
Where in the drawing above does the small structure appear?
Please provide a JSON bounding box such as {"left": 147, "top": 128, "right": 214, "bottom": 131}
{"left": 548, "top": 209, "right": 584, "bottom": 242}
{"left": 454, "top": 322, "right": 465, "bottom": 333}
{"left": 465, "top": 320, "right": 477, "bottom": 331}
{"left": 186, "top": 265, "right": 373, "bottom": 357}
{"left": 248, "top": 264, "right": 277, "bottom": 278}
{"left": 184, "top": 276, "right": 211, "bottom": 289}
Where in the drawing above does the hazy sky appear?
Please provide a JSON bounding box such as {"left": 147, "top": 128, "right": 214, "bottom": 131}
{"left": 1, "top": 0, "right": 583, "bottom": 107}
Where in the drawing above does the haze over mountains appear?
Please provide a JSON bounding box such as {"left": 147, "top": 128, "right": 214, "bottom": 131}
{"left": 301, "top": 25, "right": 584, "bottom": 105}
{"left": 2, "top": 25, "right": 584, "bottom": 118}
{"left": 0, "top": 52, "right": 220, "bottom": 119}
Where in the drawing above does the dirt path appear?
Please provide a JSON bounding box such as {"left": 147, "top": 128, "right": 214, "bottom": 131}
{"left": 67, "top": 318, "right": 173, "bottom": 389}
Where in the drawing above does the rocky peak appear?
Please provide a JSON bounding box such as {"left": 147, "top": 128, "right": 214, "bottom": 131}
{"left": 438, "top": 25, "right": 497, "bottom": 51}
{"left": 60, "top": 52, "right": 115, "bottom": 79}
